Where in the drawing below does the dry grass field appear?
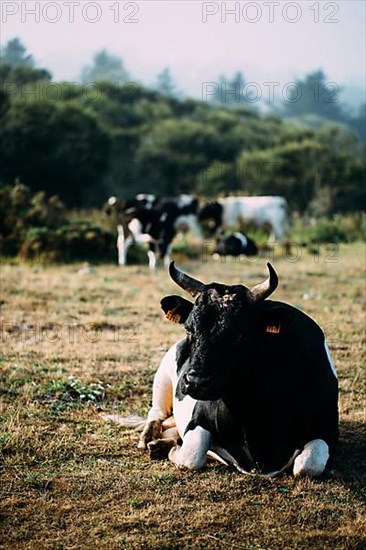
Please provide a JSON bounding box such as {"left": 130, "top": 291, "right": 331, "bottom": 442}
{"left": 1, "top": 242, "right": 365, "bottom": 549}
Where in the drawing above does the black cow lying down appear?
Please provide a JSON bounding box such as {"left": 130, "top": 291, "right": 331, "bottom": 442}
{"left": 108, "top": 262, "right": 338, "bottom": 477}
{"left": 215, "top": 232, "right": 258, "bottom": 257}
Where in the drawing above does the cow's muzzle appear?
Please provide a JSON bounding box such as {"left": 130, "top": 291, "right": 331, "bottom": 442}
{"left": 182, "top": 372, "right": 220, "bottom": 400}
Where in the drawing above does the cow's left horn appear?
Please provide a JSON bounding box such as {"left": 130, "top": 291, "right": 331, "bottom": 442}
{"left": 169, "top": 261, "right": 205, "bottom": 298}
{"left": 250, "top": 262, "right": 278, "bottom": 302}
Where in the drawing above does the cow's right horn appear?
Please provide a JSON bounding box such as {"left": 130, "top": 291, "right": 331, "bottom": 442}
{"left": 169, "top": 261, "right": 205, "bottom": 298}
{"left": 250, "top": 262, "right": 278, "bottom": 302}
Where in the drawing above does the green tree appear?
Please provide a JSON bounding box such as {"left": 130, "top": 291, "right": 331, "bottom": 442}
{"left": 155, "top": 68, "right": 180, "bottom": 97}
{"left": 236, "top": 124, "right": 364, "bottom": 214}
{"left": 1, "top": 64, "right": 51, "bottom": 84}
{"left": 349, "top": 103, "right": 366, "bottom": 142}
{"left": 135, "top": 118, "right": 222, "bottom": 194}
{"left": 0, "top": 100, "right": 111, "bottom": 206}
{"left": 209, "top": 71, "right": 253, "bottom": 108}
{"left": 0, "top": 38, "right": 34, "bottom": 67}
{"left": 81, "top": 50, "right": 130, "bottom": 84}
{"left": 281, "top": 69, "right": 347, "bottom": 123}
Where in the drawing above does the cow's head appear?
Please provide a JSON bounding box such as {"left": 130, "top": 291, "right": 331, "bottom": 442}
{"left": 198, "top": 202, "right": 223, "bottom": 233}
{"left": 161, "top": 261, "right": 278, "bottom": 400}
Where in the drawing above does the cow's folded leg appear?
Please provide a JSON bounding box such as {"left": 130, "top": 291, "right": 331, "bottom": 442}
{"left": 293, "top": 439, "right": 329, "bottom": 478}
{"left": 168, "top": 426, "right": 211, "bottom": 469}
{"left": 138, "top": 345, "right": 176, "bottom": 450}
{"left": 137, "top": 419, "right": 163, "bottom": 450}
{"left": 148, "top": 437, "right": 179, "bottom": 460}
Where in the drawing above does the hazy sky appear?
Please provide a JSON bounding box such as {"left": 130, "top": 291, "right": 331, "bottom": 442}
{"left": 1, "top": 1, "right": 365, "bottom": 103}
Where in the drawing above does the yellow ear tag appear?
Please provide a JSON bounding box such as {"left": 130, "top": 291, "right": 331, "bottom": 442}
{"left": 165, "top": 307, "right": 182, "bottom": 323}
{"left": 266, "top": 324, "right": 281, "bottom": 334}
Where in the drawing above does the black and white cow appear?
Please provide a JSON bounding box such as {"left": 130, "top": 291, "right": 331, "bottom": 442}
{"left": 199, "top": 196, "right": 288, "bottom": 241}
{"left": 105, "top": 194, "right": 201, "bottom": 269}
{"left": 136, "top": 194, "right": 202, "bottom": 239}
{"left": 139, "top": 262, "right": 339, "bottom": 477}
{"left": 215, "top": 232, "right": 258, "bottom": 257}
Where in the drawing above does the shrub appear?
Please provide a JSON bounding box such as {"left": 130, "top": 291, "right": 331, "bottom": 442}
{"left": 291, "top": 213, "right": 366, "bottom": 244}
{"left": 19, "top": 224, "right": 116, "bottom": 262}
{"left": 0, "top": 183, "right": 116, "bottom": 262}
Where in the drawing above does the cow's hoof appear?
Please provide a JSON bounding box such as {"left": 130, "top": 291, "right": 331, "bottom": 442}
{"left": 293, "top": 439, "right": 329, "bottom": 478}
{"left": 147, "top": 438, "right": 176, "bottom": 460}
{"left": 137, "top": 420, "right": 163, "bottom": 450}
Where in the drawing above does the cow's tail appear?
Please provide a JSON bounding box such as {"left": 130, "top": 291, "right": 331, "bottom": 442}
{"left": 102, "top": 414, "right": 147, "bottom": 431}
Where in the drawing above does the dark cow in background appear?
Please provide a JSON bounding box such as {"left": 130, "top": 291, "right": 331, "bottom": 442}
{"left": 199, "top": 196, "right": 288, "bottom": 241}
{"left": 215, "top": 232, "right": 258, "bottom": 257}
{"left": 139, "top": 262, "right": 338, "bottom": 477}
{"left": 104, "top": 193, "right": 201, "bottom": 269}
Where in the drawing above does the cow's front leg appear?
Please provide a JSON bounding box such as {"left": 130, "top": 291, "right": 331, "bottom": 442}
{"left": 147, "top": 426, "right": 180, "bottom": 460}
{"left": 137, "top": 419, "right": 163, "bottom": 450}
{"left": 163, "top": 245, "right": 172, "bottom": 269}
{"left": 293, "top": 439, "right": 329, "bottom": 478}
{"left": 117, "top": 225, "right": 133, "bottom": 266}
{"left": 147, "top": 249, "right": 157, "bottom": 270}
{"left": 138, "top": 347, "right": 175, "bottom": 450}
{"left": 168, "top": 426, "right": 211, "bottom": 469}
{"left": 137, "top": 415, "right": 176, "bottom": 450}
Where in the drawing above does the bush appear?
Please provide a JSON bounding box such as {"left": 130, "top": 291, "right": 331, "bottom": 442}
{"left": 308, "top": 219, "right": 348, "bottom": 243}
{"left": 292, "top": 213, "right": 366, "bottom": 244}
{"left": 19, "top": 224, "right": 115, "bottom": 262}
{"left": 0, "top": 183, "right": 117, "bottom": 262}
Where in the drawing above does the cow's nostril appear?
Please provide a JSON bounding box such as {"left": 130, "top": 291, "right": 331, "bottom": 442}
{"left": 184, "top": 372, "right": 199, "bottom": 389}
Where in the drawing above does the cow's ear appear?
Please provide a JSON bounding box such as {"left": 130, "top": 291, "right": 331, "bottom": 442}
{"left": 160, "top": 295, "right": 193, "bottom": 324}
{"left": 259, "top": 304, "right": 296, "bottom": 336}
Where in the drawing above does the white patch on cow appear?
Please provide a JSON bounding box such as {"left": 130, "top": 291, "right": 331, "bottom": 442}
{"left": 293, "top": 439, "right": 329, "bottom": 478}
{"left": 219, "top": 196, "right": 288, "bottom": 241}
{"left": 169, "top": 426, "right": 211, "bottom": 469}
{"left": 146, "top": 340, "right": 182, "bottom": 423}
{"left": 177, "top": 194, "right": 194, "bottom": 208}
{"left": 324, "top": 341, "right": 337, "bottom": 379}
{"left": 128, "top": 219, "right": 144, "bottom": 242}
{"left": 108, "top": 196, "right": 117, "bottom": 206}
{"left": 233, "top": 232, "right": 248, "bottom": 248}
{"left": 173, "top": 389, "right": 197, "bottom": 440}
{"left": 136, "top": 193, "right": 156, "bottom": 207}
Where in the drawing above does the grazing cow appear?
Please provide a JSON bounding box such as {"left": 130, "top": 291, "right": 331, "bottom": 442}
{"left": 135, "top": 193, "right": 202, "bottom": 237}
{"left": 199, "top": 196, "right": 288, "bottom": 241}
{"left": 105, "top": 194, "right": 201, "bottom": 269}
{"left": 139, "top": 262, "right": 338, "bottom": 477}
{"left": 215, "top": 232, "right": 258, "bottom": 257}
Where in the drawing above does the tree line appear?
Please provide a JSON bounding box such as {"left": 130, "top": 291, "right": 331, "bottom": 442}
{"left": 0, "top": 39, "right": 365, "bottom": 215}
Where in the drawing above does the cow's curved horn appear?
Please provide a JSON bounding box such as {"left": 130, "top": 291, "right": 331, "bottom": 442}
{"left": 169, "top": 261, "right": 205, "bottom": 298}
{"left": 250, "top": 262, "right": 278, "bottom": 302}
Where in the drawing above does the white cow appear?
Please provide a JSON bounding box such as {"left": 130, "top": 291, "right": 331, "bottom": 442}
{"left": 199, "top": 196, "right": 289, "bottom": 241}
